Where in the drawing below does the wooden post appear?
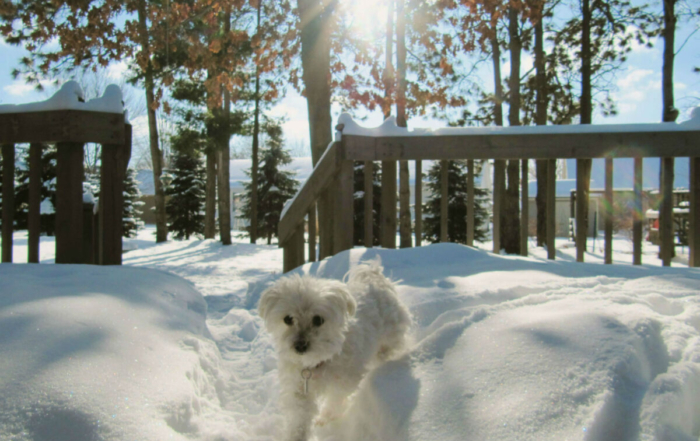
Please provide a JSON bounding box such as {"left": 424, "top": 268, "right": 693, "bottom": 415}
{"left": 99, "top": 124, "right": 131, "bottom": 265}
{"left": 690, "top": 157, "right": 699, "bottom": 267}
{"left": 415, "top": 160, "right": 422, "bottom": 247}
{"left": 380, "top": 160, "right": 397, "bottom": 248}
{"left": 440, "top": 160, "right": 448, "bottom": 242}
{"left": 633, "top": 157, "right": 643, "bottom": 265}
{"left": 333, "top": 160, "right": 354, "bottom": 254}
{"left": 1, "top": 144, "right": 14, "bottom": 263}
{"left": 283, "top": 227, "right": 302, "bottom": 273}
{"left": 604, "top": 157, "right": 613, "bottom": 264}
{"left": 28, "top": 143, "right": 42, "bottom": 263}
{"left": 575, "top": 159, "right": 590, "bottom": 262}
{"left": 546, "top": 159, "right": 556, "bottom": 260}
{"left": 520, "top": 159, "right": 529, "bottom": 256}
{"left": 55, "top": 142, "right": 84, "bottom": 264}
{"left": 364, "top": 161, "right": 373, "bottom": 247}
{"left": 308, "top": 204, "right": 316, "bottom": 262}
{"left": 467, "top": 159, "right": 475, "bottom": 246}
{"left": 493, "top": 160, "right": 505, "bottom": 253}
{"left": 660, "top": 157, "right": 674, "bottom": 266}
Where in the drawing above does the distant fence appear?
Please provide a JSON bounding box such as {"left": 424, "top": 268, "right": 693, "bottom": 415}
{"left": 279, "top": 114, "right": 700, "bottom": 272}
{"left": 1, "top": 110, "right": 131, "bottom": 265}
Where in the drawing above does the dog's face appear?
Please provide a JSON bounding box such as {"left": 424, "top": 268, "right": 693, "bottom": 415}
{"left": 259, "top": 275, "right": 357, "bottom": 367}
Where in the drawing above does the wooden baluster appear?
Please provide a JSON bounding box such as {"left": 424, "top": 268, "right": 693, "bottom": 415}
{"left": 690, "top": 157, "right": 699, "bottom": 267}
{"left": 1, "top": 144, "right": 15, "bottom": 263}
{"left": 440, "top": 160, "right": 449, "bottom": 242}
{"left": 55, "top": 142, "right": 84, "bottom": 264}
{"left": 604, "top": 157, "right": 613, "bottom": 264}
{"left": 364, "top": 161, "right": 373, "bottom": 248}
{"left": 415, "top": 160, "right": 422, "bottom": 247}
{"left": 308, "top": 204, "right": 316, "bottom": 262}
{"left": 546, "top": 159, "right": 556, "bottom": 260}
{"left": 380, "top": 160, "right": 397, "bottom": 248}
{"left": 633, "top": 157, "right": 643, "bottom": 265}
{"left": 493, "top": 160, "right": 505, "bottom": 253}
{"left": 27, "top": 143, "right": 42, "bottom": 263}
{"left": 467, "top": 159, "right": 475, "bottom": 247}
{"left": 333, "top": 160, "right": 354, "bottom": 254}
{"left": 575, "top": 159, "right": 591, "bottom": 262}
{"left": 520, "top": 159, "right": 529, "bottom": 256}
{"left": 660, "top": 157, "right": 674, "bottom": 266}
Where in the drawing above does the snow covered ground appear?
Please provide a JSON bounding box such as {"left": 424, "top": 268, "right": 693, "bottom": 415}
{"left": 2, "top": 227, "right": 700, "bottom": 440}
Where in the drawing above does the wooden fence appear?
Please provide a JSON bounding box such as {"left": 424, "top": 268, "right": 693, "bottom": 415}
{"left": 279, "top": 116, "right": 700, "bottom": 273}
{"left": 1, "top": 110, "right": 131, "bottom": 265}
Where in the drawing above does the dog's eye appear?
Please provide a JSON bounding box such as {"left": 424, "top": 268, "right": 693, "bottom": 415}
{"left": 283, "top": 315, "right": 294, "bottom": 326}
{"left": 312, "top": 315, "right": 324, "bottom": 327}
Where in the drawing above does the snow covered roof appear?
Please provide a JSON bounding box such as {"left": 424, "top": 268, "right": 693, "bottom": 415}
{"left": 0, "top": 81, "right": 125, "bottom": 115}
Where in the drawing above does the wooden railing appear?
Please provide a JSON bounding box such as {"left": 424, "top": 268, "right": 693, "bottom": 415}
{"left": 279, "top": 114, "right": 700, "bottom": 272}
{"left": 1, "top": 110, "right": 131, "bottom": 265}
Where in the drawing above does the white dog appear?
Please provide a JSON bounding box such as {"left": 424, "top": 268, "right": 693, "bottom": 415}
{"left": 259, "top": 262, "right": 411, "bottom": 441}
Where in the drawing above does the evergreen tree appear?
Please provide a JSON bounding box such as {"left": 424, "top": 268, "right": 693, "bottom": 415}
{"left": 13, "top": 144, "right": 57, "bottom": 235}
{"left": 423, "top": 160, "right": 489, "bottom": 244}
{"left": 123, "top": 168, "right": 145, "bottom": 238}
{"left": 353, "top": 162, "right": 382, "bottom": 246}
{"left": 240, "top": 120, "right": 299, "bottom": 244}
{"left": 166, "top": 151, "right": 206, "bottom": 240}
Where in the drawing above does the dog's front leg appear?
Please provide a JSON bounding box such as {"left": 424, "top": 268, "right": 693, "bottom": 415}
{"left": 281, "top": 387, "right": 318, "bottom": 441}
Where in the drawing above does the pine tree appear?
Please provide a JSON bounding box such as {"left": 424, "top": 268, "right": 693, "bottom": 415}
{"left": 423, "top": 160, "right": 489, "bottom": 244}
{"left": 123, "top": 168, "right": 145, "bottom": 238}
{"left": 166, "top": 152, "right": 206, "bottom": 240}
{"left": 353, "top": 162, "right": 382, "bottom": 246}
{"left": 13, "top": 144, "right": 57, "bottom": 235}
{"left": 240, "top": 120, "right": 299, "bottom": 244}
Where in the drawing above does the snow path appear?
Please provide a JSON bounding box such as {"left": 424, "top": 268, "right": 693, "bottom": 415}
{"left": 3, "top": 228, "right": 700, "bottom": 440}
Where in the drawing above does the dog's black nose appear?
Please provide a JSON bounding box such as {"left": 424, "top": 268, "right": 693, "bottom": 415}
{"left": 294, "top": 340, "right": 309, "bottom": 354}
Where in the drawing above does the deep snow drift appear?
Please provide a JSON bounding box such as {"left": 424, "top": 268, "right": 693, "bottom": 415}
{"left": 1, "top": 232, "right": 700, "bottom": 441}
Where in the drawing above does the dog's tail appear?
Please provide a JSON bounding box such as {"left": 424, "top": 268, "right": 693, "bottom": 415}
{"left": 345, "top": 258, "right": 393, "bottom": 290}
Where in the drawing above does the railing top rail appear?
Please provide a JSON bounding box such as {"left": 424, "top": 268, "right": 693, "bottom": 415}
{"left": 338, "top": 110, "right": 700, "bottom": 161}
{"left": 337, "top": 110, "right": 700, "bottom": 138}
{"left": 0, "top": 110, "right": 128, "bottom": 145}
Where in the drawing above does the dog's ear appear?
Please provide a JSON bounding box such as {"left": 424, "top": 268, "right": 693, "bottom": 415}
{"left": 328, "top": 284, "right": 357, "bottom": 318}
{"left": 258, "top": 285, "right": 281, "bottom": 321}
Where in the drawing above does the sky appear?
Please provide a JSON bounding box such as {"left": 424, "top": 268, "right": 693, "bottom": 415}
{"left": 1, "top": 15, "right": 699, "bottom": 158}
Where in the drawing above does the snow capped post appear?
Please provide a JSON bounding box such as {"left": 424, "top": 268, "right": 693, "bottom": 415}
{"left": 1, "top": 143, "right": 14, "bottom": 263}
{"left": 0, "top": 81, "right": 130, "bottom": 265}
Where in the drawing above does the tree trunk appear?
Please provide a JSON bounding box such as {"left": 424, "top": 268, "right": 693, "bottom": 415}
{"left": 298, "top": 0, "right": 336, "bottom": 252}
{"left": 534, "top": 16, "right": 548, "bottom": 248}
{"left": 250, "top": 0, "right": 263, "bottom": 244}
{"left": 662, "top": 0, "right": 677, "bottom": 123}
{"left": 381, "top": 0, "right": 397, "bottom": 248}
{"left": 204, "top": 149, "right": 217, "bottom": 238}
{"left": 503, "top": 6, "right": 521, "bottom": 255}
{"left": 491, "top": 32, "right": 505, "bottom": 253}
{"left": 217, "top": 7, "right": 233, "bottom": 246}
{"left": 396, "top": 0, "right": 411, "bottom": 248}
{"left": 579, "top": 0, "right": 593, "bottom": 252}
{"left": 137, "top": 0, "right": 167, "bottom": 243}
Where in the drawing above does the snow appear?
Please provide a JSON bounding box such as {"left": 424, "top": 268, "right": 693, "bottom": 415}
{"left": 0, "top": 81, "right": 124, "bottom": 115}
{"left": 337, "top": 108, "right": 700, "bottom": 137}
{"left": 2, "top": 227, "right": 700, "bottom": 441}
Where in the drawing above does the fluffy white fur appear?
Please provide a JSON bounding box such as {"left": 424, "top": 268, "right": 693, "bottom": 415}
{"left": 259, "top": 262, "right": 411, "bottom": 441}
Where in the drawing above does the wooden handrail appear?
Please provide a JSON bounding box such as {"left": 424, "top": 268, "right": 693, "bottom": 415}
{"left": 278, "top": 141, "right": 341, "bottom": 246}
